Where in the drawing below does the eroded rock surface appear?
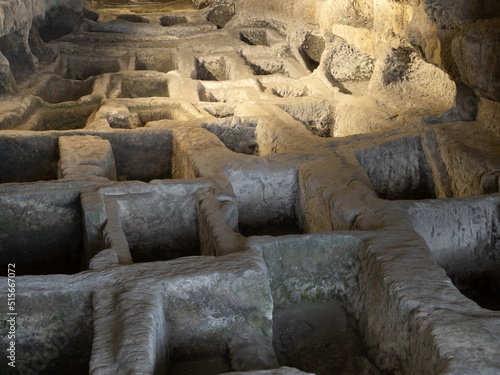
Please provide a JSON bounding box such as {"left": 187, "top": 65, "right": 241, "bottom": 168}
{"left": 0, "top": 0, "right": 499, "bottom": 374}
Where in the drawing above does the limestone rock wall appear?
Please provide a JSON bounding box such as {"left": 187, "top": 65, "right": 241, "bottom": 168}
{"left": 0, "top": 0, "right": 85, "bottom": 94}
{"left": 0, "top": 0, "right": 498, "bottom": 117}
{"left": 227, "top": 0, "right": 500, "bottom": 134}
{"left": 0, "top": 0, "right": 45, "bottom": 93}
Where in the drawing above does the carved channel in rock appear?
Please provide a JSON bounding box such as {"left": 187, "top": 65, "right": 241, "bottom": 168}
{"left": 198, "top": 83, "right": 254, "bottom": 103}
{"left": 132, "top": 104, "right": 198, "bottom": 126}
{"left": 0, "top": 134, "right": 59, "bottom": 183}
{"left": 201, "top": 104, "right": 236, "bottom": 118}
{"left": 103, "top": 131, "right": 172, "bottom": 181}
{"left": 94, "top": 0, "right": 195, "bottom": 13}
{"left": 0, "top": 131, "right": 172, "bottom": 183}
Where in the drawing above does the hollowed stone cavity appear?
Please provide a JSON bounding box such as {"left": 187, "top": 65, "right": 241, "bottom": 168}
{"left": 0, "top": 189, "right": 84, "bottom": 275}
{"left": 356, "top": 136, "right": 436, "bottom": 200}
{"left": 113, "top": 183, "right": 206, "bottom": 262}
{"left": 202, "top": 117, "right": 259, "bottom": 155}
{"left": 195, "top": 56, "right": 231, "bottom": 81}
{"left": 225, "top": 166, "right": 303, "bottom": 237}
{"left": 240, "top": 29, "right": 269, "bottom": 46}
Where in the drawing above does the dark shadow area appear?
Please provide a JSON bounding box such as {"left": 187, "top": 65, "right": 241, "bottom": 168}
{"left": 129, "top": 243, "right": 200, "bottom": 263}
{"left": 0, "top": 134, "right": 58, "bottom": 183}
{"left": 0, "top": 130, "right": 172, "bottom": 183}
{"left": 0, "top": 189, "right": 84, "bottom": 276}
{"left": 299, "top": 34, "right": 325, "bottom": 73}
{"left": 243, "top": 56, "right": 289, "bottom": 77}
{"left": 273, "top": 300, "right": 382, "bottom": 375}
{"left": 28, "top": 24, "right": 58, "bottom": 64}
{"left": 23, "top": 105, "right": 98, "bottom": 131}
{"left": 116, "top": 14, "right": 150, "bottom": 23}
{"left": 132, "top": 105, "right": 195, "bottom": 126}
{"left": 35, "top": 76, "right": 95, "bottom": 104}
{"left": 39, "top": 6, "right": 84, "bottom": 42}
{"left": 239, "top": 217, "right": 303, "bottom": 237}
{"left": 299, "top": 49, "right": 320, "bottom": 72}
{"left": 402, "top": 196, "right": 500, "bottom": 311}
{"left": 0, "top": 292, "right": 93, "bottom": 373}
{"left": 119, "top": 77, "right": 169, "bottom": 98}
{"left": 102, "top": 130, "right": 172, "bottom": 181}
{"left": 449, "top": 270, "right": 500, "bottom": 311}
{"left": 169, "top": 354, "right": 232, "bottom": 375}
{"left": 202, "top": 105, "right": 236, "bottom": 118}
{"left": 0, "top": 30, "right": 38, "bottom": 81}
{"left": 277, "top": 102, "right": 334, "bottom": 138}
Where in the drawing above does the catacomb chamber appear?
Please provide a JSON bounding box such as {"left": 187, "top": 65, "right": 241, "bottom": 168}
{"left": 0, "top": 0, "right": 500, "bottom": 374}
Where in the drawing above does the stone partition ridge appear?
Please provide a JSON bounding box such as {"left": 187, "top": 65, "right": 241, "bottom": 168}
{"left": 58, "top": 135, "right": 117, "bottom": 181}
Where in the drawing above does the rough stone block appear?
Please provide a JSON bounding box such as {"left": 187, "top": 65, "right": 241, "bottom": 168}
{"left": 58, "top": 135, "right": 117, "bottom": 181}
{"left": 452, "top": 18, "right": 500, "bottom": 102}
{"left": 433, "top": 123, "right": 500, "bottom": 197}
{"left": 477, "top": 97, "right": 500, "bottom": 136}
{"left": 324, "top": 36, "right": 375, "bottom": 83}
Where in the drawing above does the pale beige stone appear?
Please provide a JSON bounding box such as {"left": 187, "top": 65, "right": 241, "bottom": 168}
{"left": 58, "top": 135, "right": 117, "bottom": 181}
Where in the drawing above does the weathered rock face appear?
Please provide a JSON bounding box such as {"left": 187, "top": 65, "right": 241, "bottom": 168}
{"left": 0, "top": 0, "right": 498, "bottom": 116}
{"left": 204, "top": 1, "right": 236, "bottom": 28}
{"left": 0, "top": 52, "right": 17, "bottom": 94}
{"left": 452, "top": 18, "right": 500, "bottom": 102}
{"left": 323, "top": 36, "right": 375, "bottom": 84}
{"left": 0, "top": 0, "right": 499, "bottom": 375}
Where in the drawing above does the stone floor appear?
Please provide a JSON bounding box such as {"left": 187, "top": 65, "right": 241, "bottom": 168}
{"left": 0, "top": 0, "right": 499, "bottom": 374}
